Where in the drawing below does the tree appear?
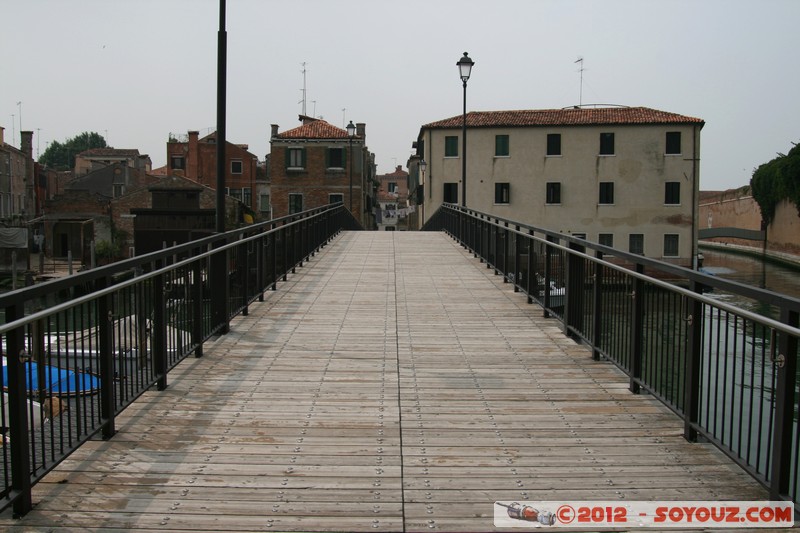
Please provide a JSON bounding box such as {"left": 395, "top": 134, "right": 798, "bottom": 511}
{"left": 39, "top": 131, "right": 107, "bottom": 170}
{"left": 750, "top": 142, "right": 800, "bottom": 224}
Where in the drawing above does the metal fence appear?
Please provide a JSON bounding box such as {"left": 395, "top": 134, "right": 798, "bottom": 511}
{"left": 425, "top": 203, "right": 800, "bottom": 509}
{"left": 0, "top": 203, "right": 359, "bottom": 515}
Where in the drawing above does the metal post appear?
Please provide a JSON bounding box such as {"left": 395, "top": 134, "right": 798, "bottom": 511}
{"left": 349, "top": 136, "right": 353, "bottom": 213}
{"left": 461, "top": 80, "right": 467, "bottom": 207}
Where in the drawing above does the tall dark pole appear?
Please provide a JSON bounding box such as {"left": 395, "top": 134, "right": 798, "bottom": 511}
{"left": 213, "top": 0, "right": 230, "bottom": 335}
{"left": 216, "top": 0, "right": 227, "bottom": 233}
{"left": 461, "top": 80, "right": 467, "bottom": 207}
{"left": 346, "top": 121, "right": 356, "bottom": 215}
{"left": 456, "top": 52, "right": 473, "bottom": 207}
{"left": 349, "top": 136, "right": 353, "bottom": 212}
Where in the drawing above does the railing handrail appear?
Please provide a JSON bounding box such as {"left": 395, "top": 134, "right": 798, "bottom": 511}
{"left": 426, "top": 203, "right": 799, "bottom": 509}
{"left": 1, "top": 202, "right": 358, "bottom": 516}
{"left": 0, "top": 203, "right": 350, "bottom": 309}
{"left": 0, "top": 204, "right": 349, "bottom": 336}
{"left": 439, "top": 202, "right": 800, "bottom": 311}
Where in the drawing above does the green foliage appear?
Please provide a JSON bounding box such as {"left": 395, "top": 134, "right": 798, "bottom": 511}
{"left": 95, "top": 240, "right": 121, "bottom": 261}
{"left": 750, "top": 142, "right": 800, "bottom": 224}
{"left": 39, "top": 131, "right": 107, "bottom": 170}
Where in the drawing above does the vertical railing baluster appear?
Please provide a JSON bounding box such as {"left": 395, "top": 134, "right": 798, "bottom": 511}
{"left": 771, "top": 308, "right": 798, "bottom": 500}
{"left": 153, "top": 267, "right": 167, "bottom": 391}
{"left": 6, "top": 302, "right": 33, "bottom": 516}
{"left": 683, "top": 280, "right": 704, "bottom": 442}
{"left": 629, "top": 264, "right": 645, "bottom": 394}
{"left": 592, "top": 251, "right": 604, "bottom": 360}
{"left": 192, "top": 255, "right": 204, "bottom": 358}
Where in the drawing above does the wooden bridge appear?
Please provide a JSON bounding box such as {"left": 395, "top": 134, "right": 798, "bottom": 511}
{"left": 0, "top": 232, "right": 776, "bottom": 531}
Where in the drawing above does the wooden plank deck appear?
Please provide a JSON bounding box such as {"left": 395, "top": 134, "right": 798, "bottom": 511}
{"left": 0, "top": 231, "right": 778, "bottom": 532}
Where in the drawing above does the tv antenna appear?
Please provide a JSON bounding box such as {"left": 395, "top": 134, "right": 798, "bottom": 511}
{"left": 574, "top": 57, "right": 585, "bottom": 107}
{"left": 299, "top": 62, "right": 308, "bottom": 115}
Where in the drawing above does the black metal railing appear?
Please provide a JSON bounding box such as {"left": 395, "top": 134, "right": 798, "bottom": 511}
{"left": 0, "top": 203, "right": 360, "bottom": 515}
{"left": 425, "top": 203, "right": 800, "bottom": 508}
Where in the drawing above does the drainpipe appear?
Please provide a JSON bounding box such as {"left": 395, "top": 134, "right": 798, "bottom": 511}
{"left": 691, "top": 125, "right": 699, "bottom": 270}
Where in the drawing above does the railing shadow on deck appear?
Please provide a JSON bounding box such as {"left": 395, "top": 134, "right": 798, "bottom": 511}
{"left": 0, "top": 203, "right": 361, "bottom": 516}
{"left": 424, "top": 203, "right": 800, "bottom": 511}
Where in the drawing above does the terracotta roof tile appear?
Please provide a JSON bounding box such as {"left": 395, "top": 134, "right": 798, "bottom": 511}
{"left": 422, "top": 107, "right": 704, "bottom": 129}
{"left": 277, "top": 119, "right": 355, "bottom": 140}
{"left": 80, "top": 148, "right": 141, "bottom": 157}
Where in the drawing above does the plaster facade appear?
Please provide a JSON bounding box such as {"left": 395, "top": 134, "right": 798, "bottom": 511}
{"left": 416, "top": 107, "right": 704, "bottom": 266}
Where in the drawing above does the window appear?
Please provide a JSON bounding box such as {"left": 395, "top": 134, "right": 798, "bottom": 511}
{"left": 227, "top": 188, "right": 243, "bottom": 202}
{"left": 259, "top": 193, "right": 271, "bottom": 213}
{"left": 388, "top": 182, "right": 397, "bottom": 193}
{"left": 546, "top": 134, "right": 561, "bottom": 156}
{"left": 329, "top": 193, "right": 344, "bottom": 205}
{"left": 665, "top": 182, "right": 681, "bottom": 205}
{"left": 599, "top": 132, "right": 615, "bottom": 155}
{"left": 287, "top": 148, "right": 305, "bottom": 169}
{"left": 445, "top": 136, "right": 459, "bottom": 157}
{"left": 443, "top": 183, "right": 459, "bottom": 204}
{"left": 599, "top": 182, "right": 615, "bottom": 204}
{"left": 598, "top": 233, "right": 614, "bottom": 247}
{"left": 546, "top": 182, "right": 561, "bottom": 204}
{"left": 113, "top": 184, "right": 125, "bottom": 198}
{"left": 327, "top": 148, "right": 346, "bottom": 169}
{"left": 629, "top": 234, "right": 644, "bottom": 255}
{"left": 231, "top": 160, "right": 243, "bottom": 174}
{"left": 495, "top": 183, "right": 510, "bottom": 204}
{"left": 663, "top": 234, "right": 680, "bottom": 257}
{"left": 171, "top": 155, "right": 185, "bottom": 170}
{"left": 666, "top": 132, "right": 681, "bottom": 155}
{"left": 495, "top": 135, "right": 510, "bottom": 157}
{"left": 242, "top": 187, "right": 252, "bottom": 206}
{"left": 288, "top": 193, "right": 303, "bottom": 214}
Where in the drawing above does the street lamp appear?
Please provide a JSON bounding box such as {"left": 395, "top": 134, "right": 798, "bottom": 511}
{"left": 457, "top": 52, "right": 474, "bottom": 207}
{"left": 419, "top": 159, "right": 427, "bottom": 226}
{"left": 346, "top": 120, "right": 356, "bottom": 214}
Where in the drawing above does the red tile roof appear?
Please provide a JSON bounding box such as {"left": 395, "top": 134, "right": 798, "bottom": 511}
{"left": 422, "top": 106, "right": 704, "bottom": 129}
{"left": 277, "top": 119, "right": 356, "bottom": 140}
{"left": 79, "top": 148, "right": 141, "bottom": 157}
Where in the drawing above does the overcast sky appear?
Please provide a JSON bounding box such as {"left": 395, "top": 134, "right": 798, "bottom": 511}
{"left": 2, "top": 0, "right": 798, "bottom": 191}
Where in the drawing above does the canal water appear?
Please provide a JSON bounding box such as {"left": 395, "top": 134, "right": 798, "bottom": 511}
{"left": 699, "top": 246, "right": 800, "bottom": 307}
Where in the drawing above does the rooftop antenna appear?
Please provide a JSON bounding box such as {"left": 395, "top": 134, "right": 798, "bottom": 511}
{"left": 299, "top": 62, "right": 307, "bottom": 115}
{"left": 16, "top": 101, "right": 22, "bottom": 133}
{"left": 10, "top": 114, "right": 15, "bottom": 146}
{"left": 574, "top": 57, "right": 584, "bottom": 107}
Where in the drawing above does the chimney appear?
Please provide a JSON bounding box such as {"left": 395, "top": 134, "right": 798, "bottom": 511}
{"left": 21, "top": 131, "right": 34, "bottom": 159}
{"left": 356, "top": 122, "right": 366, "bottom": 140}
{"left": 0, "top": 126, "right": 4, "bottom": 146}
{"left": 271, "top": 124, "right": 279, "bottom": 138}
{"left": 187, "top": 131, "right": 199, "bottom": 180}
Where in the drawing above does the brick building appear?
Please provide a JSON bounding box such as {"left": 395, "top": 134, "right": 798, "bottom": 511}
{"left": 376, "top": 166, "right": 410, "bottom": 231}
{"left": 74, "top": 148, "right": 152, "bottom": 175}
{"left": 166, "top": 131, "right": 264, "bottom": 218}
{"left": 269, "top": 116, "right": 376, "bottom": 228}
{"left": 41, "top": 162, "right": 161, "bottom": 260}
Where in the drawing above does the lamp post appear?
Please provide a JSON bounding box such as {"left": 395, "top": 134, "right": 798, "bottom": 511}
{"left": 346, "top": 120, "right": 356, "bottom": 214}
{"left": 457, "top": 52, "right": 474, "bottom": 207}
{"left": 419, "top": 159, "right": 427, "bottom": 226}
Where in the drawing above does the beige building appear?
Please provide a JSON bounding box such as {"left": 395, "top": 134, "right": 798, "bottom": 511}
{"left": 415, "top": 106, "right": 704, "bottom": 267}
